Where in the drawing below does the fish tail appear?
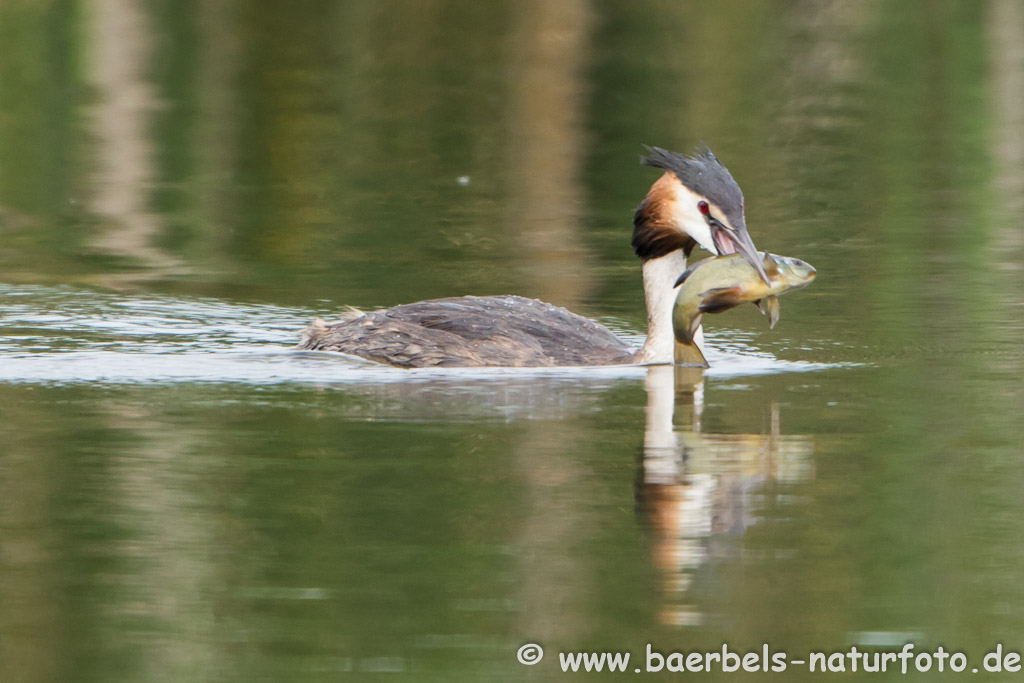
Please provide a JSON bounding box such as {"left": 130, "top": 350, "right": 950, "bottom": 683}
{"left": 674, "top": 340, "right": 709, "bottom": 368}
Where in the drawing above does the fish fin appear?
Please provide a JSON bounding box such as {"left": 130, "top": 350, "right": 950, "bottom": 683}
{"left": 756, "top": 296, "right": 781, "bottom": 329}
{"left": 674, "top": 340, "right": 709, "bottom": 368}
{"left": 762, "top": 252, "right": 780, "bottom": 279}
{"left": 698, "top": 286, "right": 744, "bottom": 314}
{"left": 674, "top": 256, "right": 716, "bottom": 288}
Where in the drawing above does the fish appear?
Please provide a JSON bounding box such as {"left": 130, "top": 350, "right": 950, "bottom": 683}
{"left": 672, "top": 252, "right": 817, "bottom": 367}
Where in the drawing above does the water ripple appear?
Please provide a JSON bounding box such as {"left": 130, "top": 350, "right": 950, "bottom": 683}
{"left": 0, "top": 284, "right": 849, "bottom": 386}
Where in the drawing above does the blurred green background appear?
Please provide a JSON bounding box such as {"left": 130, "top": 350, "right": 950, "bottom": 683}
{"left": 2, "top": 1, "right": 1024, "bottom": 681}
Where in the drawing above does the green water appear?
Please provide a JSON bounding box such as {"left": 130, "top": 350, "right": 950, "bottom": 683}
{"left": 2, "top": 1, "right": 1024, "bottom": 681}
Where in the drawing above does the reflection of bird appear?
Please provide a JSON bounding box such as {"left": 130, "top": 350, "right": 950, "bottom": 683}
{"left": 299, "top": 147, "right": 765, "bottom": 368}
{"left": 637, "top": 366, "right": 816, "bottom": 626}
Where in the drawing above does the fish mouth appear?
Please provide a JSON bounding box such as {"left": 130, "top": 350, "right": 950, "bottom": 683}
{"left": 711, "top": 224, "right": 770, "bottom": 285}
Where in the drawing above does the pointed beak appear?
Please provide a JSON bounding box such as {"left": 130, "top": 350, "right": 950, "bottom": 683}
{"left": 711, "top": 223, "right": 770, "bottom": 284}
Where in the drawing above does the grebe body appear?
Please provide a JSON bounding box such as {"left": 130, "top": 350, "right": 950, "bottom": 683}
{"left": 300, "top": 295, "right": 636, "bottom": 368}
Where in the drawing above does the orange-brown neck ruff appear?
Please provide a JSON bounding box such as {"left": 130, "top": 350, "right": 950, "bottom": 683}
{"left": 632, "top": 172, "right": 697, "bottom": 262}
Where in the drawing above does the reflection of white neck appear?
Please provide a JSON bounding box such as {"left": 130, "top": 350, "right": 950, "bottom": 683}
{"left": 642, "top": 365, "right": 705, "bottom": 484}
{"left": 643, "top": 365, "right": 678, "bottom": 454}
{"left": 637, "top": 251, "right": 705, "bottom": 364}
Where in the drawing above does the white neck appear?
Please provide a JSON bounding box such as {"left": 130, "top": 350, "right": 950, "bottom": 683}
{"left": 636, "top": 250, "right": 705, "bottom": 364}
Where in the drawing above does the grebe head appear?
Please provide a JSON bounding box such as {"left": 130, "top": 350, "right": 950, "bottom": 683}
{"left": 633, "top": 145, "right": 769, "bottom": 283}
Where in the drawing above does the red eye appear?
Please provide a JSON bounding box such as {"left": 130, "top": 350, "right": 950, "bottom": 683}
{"left": 697, "top": 201, "right": 710, "bottom": 215}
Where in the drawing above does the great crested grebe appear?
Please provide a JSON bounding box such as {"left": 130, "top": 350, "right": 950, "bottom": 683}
{"left": 298, "top": 146, "right": 765, "bottom": 368}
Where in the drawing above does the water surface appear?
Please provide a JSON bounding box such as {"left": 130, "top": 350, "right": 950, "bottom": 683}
{"left": 2, "top": 2, "right": 1024, "bottom": 681}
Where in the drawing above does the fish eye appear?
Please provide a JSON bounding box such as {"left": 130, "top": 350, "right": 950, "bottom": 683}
{"left": 697, "top": 200, "right": 710, "bottom": 215}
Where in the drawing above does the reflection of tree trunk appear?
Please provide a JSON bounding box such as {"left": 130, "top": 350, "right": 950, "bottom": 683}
{"left": 0, "top": 394, "right": 217, "bottom": 681}
{"left": 987, "top": 0, "right": 1024, "bottom": 262}
{"left": 778, "top": 1, "right": 870, "bottom": 138}
{"left": 506, "top": 0, "right": 595, "bottom": 307}
{"left": 86, "top": 0, "right": 180, "bottom": 284}
{"left": 194, "top": 0, "right": 242, "bottom": 264}
{"left": 0, "top": 437, "right": 59, "bottom": 683}
{"left": 96, "top": 401, "right": 217, "bottom": 679}
{"left": 507, "top": 0, "right": 597, "bottom": 642}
